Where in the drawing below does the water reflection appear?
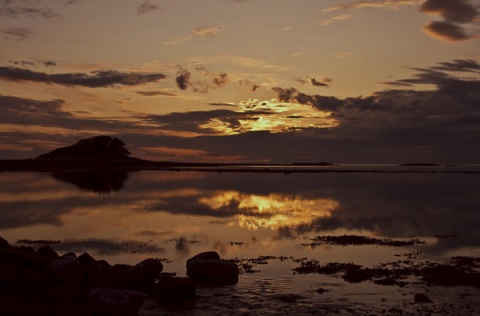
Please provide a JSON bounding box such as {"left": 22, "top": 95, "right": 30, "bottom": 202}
{"left": 0, "top": 171, "right": 479, "bottom": 261}
{"left": 50, "top": 171, "right": 129, "bottom": 194}
{"left": 199, "top": 191, "right": 338, "bottom": 230}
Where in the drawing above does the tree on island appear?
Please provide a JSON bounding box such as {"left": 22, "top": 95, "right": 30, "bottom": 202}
{"left": 37, "top": 135, "right": 132, "bottom": 160}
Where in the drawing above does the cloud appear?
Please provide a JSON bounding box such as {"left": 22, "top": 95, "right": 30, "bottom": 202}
{"left": 432, "top": 59, "right": 480, "bottom": 72}
{"left": 319, "top": 14, "right": 353, "bottom": 26}
{"left": 322, "top": 0, "right": 421, "bottom": 12}
{"left": 2, "top": 27, "right": 33, "bottom": 41}
{"left": 419, "top": 0, "right": 479, "bottom": 42}
{"left": 135, "top": 91, "right": 178, "bottom": 97}
{"left": 239, "top": 79, "right": 260, "bottom": 92}
{"left": 0, "top": 67, "right": 166, "bottom": 88}
{"left": 175, "top": 66, "right": 192, "bottom": 90}
{"left": 193, "top": 26, "right": 223, "bottom": 38}
{"left": 175, "top": 65, "right": 229, "bottom": 93}
{"left": 420, "top": 0, "right": 478, "bottom": 23}
{"left": 9, "top": 59, "right": 57, "bottom": 67}
{"left": 296, "top": 77, "right": 331, "bottom": 88}
{"left": 137, "top": 1, "right": 161, "bottom": 15}
{"left": 163, "top": 26, "right": 223, "bottom": 47}
{"left": 0, "top": 0, "right": 60, "bottom": 19}
{"left": 266, "top": 59, "right": 480, "bottom": 162}
{"left": 423, "top": 20, "right": 474, "bottom": 41}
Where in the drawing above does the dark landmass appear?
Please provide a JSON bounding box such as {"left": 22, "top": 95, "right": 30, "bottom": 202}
{"left": 302, "top": 235, "right": 426, "bottom": 247}
{"left": 1, "top": 135, "right": 478, "bottom": 173}
{"left": 399, "top": 163, "right": 441, "bottom": 166}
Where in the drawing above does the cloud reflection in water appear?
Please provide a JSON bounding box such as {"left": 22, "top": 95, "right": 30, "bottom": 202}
{"left": 199, "top": 191, "right": 338, "bottom": 230}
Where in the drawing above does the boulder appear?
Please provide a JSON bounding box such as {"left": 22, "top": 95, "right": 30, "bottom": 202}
{"left": 46, "top": 258, "right": 85, "bottom": 287}
{"left": 0, "top": 249, "right": 49, "bottom": 270}
{"left": 186, "top": 251, "right": 220, "bottom": 269}
{"left": 105, "top": 267, "right": 138, "bottom": 290}
{"left": 130, "top": 258, "right": 163, "bottom": 280}
{"left": 0, "top": 236, "right": 11, "bottom": 250}
{"left": 46, "top": 285, "right": 82, "bottom": 300}
{"left": 36, "top": 245, "right": 60, "bottom": 259}
{"left": 88, "top": 288, "right": 145, "bottom": 316}
{"left": 84, "top": 262, "right": 112, "bottom": 288}
{"left": 187, "top": 258, "right": 239, "bottom": 285}
{"left": 78, "top": 252, "right": 97, "bottom": 266}
{"left": 155, "top": 276, "right": 197, "bottom": 300}
{"left": 0, "top": 259, "right": 17, "bottom": 285}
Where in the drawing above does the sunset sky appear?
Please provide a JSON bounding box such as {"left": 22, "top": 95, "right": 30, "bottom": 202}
{"left": 1, "top": 0, "right": 479, "bottom": 163}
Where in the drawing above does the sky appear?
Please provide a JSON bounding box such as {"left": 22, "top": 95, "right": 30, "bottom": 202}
{"left": 0, "top": 0, "right": 479, "bottom": 163}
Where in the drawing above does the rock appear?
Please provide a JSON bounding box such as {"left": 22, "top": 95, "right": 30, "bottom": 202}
{"left": 46, "top": 258, "right": 85, "bottom": 287}
{"left": 84, "top": 262, "right": 112, "bottom": 288}
{"left": 62, "top": 252, "right": 77, "bottom": 259}
{"left": 19, "top": 270, "right": 51, "bottom": 296}
{"left": 36, "top": 245, "right": 60, "bottom": 259}
{"left": 0, "top": 259, "right": 17, "bottom": 285}
{"left": 186, "top": 251, "right": 220, "bottom": 269}
{"left": 88, "top": 288, "right": 145, "bottom": 316}
{"left": 130, "top": 258, "right": 163, "bottom": 289}
{"left": 0, "top": 236, "right": 11, "bottom": 250}
{"left": 97, "top": 259, "right": 111, "bottom": 268}
{"left": 106, "top": 267, "right": 138, "bottom": 290}
{"left": 155, "top": 277, "right": 197, "bottom": 300}
{"left": 68, "top": 304, "right": 94, "bottom": 316}
{"left": 78, "top": 252, "right": 97, "bottom": 266}
{"left": 187, "top": 258, "right": 239, "bottom": 285}
{"left": 0, "top": 249, "right": 49, "bottom": 270}
{"left": 46, "top": 285, "right": 82, "bottom": 300}
{"left": 414, "top": 293, "right": 433, "bottom": 303}
{"left": 15, "top": 246, "right": 35, "bottom": 254}
{"left": 277, "top": 294, "right": 301, "bottom": 303}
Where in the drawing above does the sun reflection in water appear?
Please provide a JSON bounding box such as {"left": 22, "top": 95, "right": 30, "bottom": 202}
{"left": 200, "top": 191, "right": 339, "bottom": 230}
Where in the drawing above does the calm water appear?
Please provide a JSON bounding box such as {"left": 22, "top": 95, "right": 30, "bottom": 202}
{"left": 1, "top": 170, "right": 479, "bottom": 315}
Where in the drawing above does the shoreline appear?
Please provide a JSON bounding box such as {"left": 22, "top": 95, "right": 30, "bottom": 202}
{"left": 1, "top": 159, "right": 479, "bottom": 174}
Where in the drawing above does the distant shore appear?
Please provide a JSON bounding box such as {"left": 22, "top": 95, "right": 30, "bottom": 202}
{"left": 1, "top": 158, "right": 479, "bottom": 173}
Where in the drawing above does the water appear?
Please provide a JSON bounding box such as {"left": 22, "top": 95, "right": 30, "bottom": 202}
{"left": 0, "top": 169, "right": 479, "bottom": 314}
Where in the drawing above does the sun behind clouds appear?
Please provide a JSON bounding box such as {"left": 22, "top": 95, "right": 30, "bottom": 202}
{"left": 201, "top": 99, "right": 338, "bottom": 135}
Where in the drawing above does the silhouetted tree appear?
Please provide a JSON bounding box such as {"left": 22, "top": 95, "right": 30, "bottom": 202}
{"left": 37, "top": 135, "right": 132, "bottom": 160}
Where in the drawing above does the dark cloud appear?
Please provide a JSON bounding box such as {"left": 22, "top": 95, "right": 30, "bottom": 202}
{"left": 175, "top": 66, "right": 192, "bottom": 90}
{"left": 209, "top": 102, "right": 238, "bottom": 107}
{"left": 423, "top": 20, "right": 473, "bottom": 41}
{"left": 420, "top": 0, "right": 478, "bottom": 23}
{"left": 296, "top": 77, "right": 330, "bottom": 87}
{"left": 135, "top": 91, "right": 178, "bottom": 97}
{"left": 419, "top": 0, "right": 479, "bottom": 42}
{"left": 263, "top": 59, "right": 480, "bottom": 162}
{"left": 9, "top": 60, "right": 34, "bottom": 67}
{"left": 433, "top": 59, "right": 480, "bottom": 73}
{"left": 195, "top": 65, "right": 229, "bottom": 87}
{"left": 310, "top": 78, "right": 329, "bottom": 87}
{"left": 175, "top": 65, "right": 229, "bottom": 93}
{"left": 144, "top": 109, "right": 248, "bottom": 134}
{"left": 0, "top": 95, "right": 144, "bottom": 134}
{"left": 9, "top": 59, "right": 57, "bottom": 67}
{"left": 137, "top": 1, "right": 161, "bottom": 15}
{"left": 0, "top": 0, "right": 60, "bottom": 19}
{"left": 0, "top": 67, "right": 166, "bottom": 88}
{"left": 239, "top": 80, "right": 260, "bottom": 92}
{"left": 2, "top": 27, "right": 33, "bottom": 41}
{"left": 378, "top": 81, "right": 414, "bottom": 87}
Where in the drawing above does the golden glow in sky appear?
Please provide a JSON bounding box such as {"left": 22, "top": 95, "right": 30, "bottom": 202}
{"left": 201, "top": 99, "right": 338, "bottom": 135}
{"left": 0, "top": 0, "right": 479, "bottom": 163}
